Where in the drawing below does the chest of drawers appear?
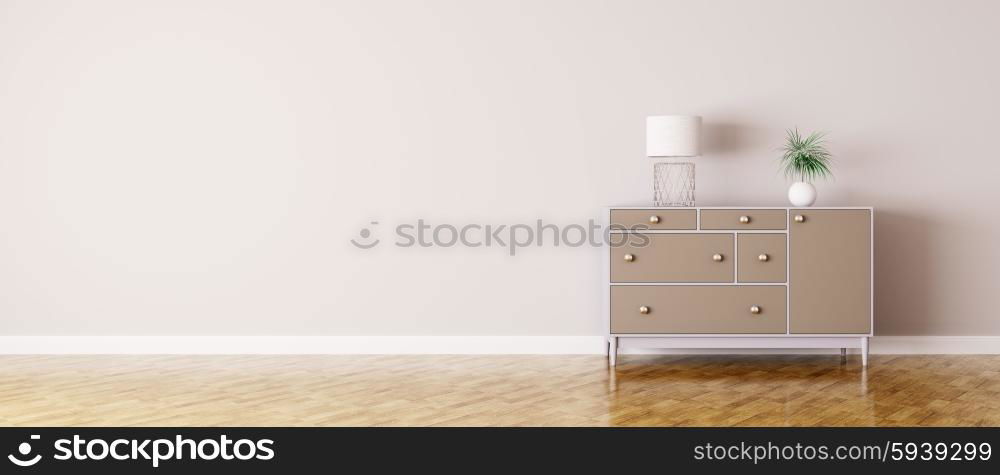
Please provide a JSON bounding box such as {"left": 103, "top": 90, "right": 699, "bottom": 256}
{"left": 605, "top": 207, "right": 873, "bottom": 366}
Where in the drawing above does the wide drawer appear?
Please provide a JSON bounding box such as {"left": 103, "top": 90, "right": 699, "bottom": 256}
{"left": 737, "top": 233, "right": 787, "bottom": 283}
{"left": 700, "top": 209, "right": 787, "bottom": 230}
{"left": 610, "top": 234, "right": 733, "bottom": 283}
{"left": 611, "top": 285, "right": 787, "bottom": 334}
{"left": 610, "top": 209, "right": 696, "bottom": 230}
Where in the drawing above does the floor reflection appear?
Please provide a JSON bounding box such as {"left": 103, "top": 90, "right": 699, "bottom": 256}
{"left": 604, "top": 354, "right": 996, "bottom": 426}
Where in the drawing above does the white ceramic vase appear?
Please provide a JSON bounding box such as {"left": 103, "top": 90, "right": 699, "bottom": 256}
{"left": 787, "top": 182, "right": 817, "bottom": 207}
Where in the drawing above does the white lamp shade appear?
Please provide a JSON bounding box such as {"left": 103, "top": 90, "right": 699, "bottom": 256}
{"left": 646, "top": 115, "right": 702, "bottom": 157}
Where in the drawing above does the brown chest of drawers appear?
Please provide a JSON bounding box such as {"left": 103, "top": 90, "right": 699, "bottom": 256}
{"left": 605, "top": 207, "right": 873, "bottom": 366}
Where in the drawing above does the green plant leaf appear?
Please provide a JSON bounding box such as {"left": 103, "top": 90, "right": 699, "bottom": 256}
{"left": 778, "top": 128, "right": 833, "bottom": 182}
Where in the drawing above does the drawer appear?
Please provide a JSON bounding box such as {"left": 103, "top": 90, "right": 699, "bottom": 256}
{"left": 611, "top": 285, "right": 787, "bottom": 334}
{"left": 610, "top": 209, "right": 696, "bottom": 230}
{"left": 610, "top": 234, "right": 733, "bottom": 283}
{"left": 700, "top": 209, "right": 787, "bottom": 230}
{"left": 737, "top": 234, "right": 787, "bottom": 283}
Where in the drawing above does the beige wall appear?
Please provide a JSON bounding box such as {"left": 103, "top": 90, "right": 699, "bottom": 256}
{"left": 0, "top": 0, "right": 997, "bottom": 336}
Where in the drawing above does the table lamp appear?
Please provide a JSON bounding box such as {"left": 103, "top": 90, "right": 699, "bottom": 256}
{"left": 646, "top": 115, "right": 702, "bottom": 206}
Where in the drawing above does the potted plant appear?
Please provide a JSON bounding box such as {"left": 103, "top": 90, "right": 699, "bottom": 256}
{"left": 779, "top": 128, "right": 832, "bottom": 206}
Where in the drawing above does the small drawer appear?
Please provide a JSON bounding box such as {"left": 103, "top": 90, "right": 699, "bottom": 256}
{"left": 738, "top": 234, "right": 787, "bottom": 283}
{"left": 610, "top": 234, "right": 733, "bottom": 283}
{"left": 611, "top": 285, "right": 787, "bottom": 334}
{"left": 610, "top": 209, "right": 696, "bottom": 230}
{"left": 700, "top": 209, "right": 787, "bottom": 230}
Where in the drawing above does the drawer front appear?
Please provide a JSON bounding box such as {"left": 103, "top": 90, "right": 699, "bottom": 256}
{"left": 610, "top": 209, "right": 696, "bottom": 230}
{"left": 610, "top": 234, "right": 733, "bottom": 283}
{"left": 611, "top": 285, "right": 787, "bottom": 334}
{"left": 737, "top": 234, "right": 787, "bottom": 283}
{"left": 700, "top": 209, "right": 787, "bottom": 230}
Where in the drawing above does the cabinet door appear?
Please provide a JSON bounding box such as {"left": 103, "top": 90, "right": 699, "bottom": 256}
{"left": 790, "top": 209, "right": 871, "bottom": 334}
{"left": 737, "top": 234, "right": 787, "bottom": 283}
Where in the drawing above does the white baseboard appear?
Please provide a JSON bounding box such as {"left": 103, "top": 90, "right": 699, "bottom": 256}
{"left": 0, "top": 336, "right": 599, "bottom": 355}
{"left": 0, "top": 336, "right": 997, "bottom": 355}
{"left": 870, "top": 336, "right": 1000, "bottom": 355}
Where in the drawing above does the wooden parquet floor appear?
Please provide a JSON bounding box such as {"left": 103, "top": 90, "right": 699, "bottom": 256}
{"left": 1, "top": 354, "right": 998, "bottom": 426}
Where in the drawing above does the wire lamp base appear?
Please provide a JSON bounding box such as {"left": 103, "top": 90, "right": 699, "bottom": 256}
{"left": 653, "top": 162, "right": 695, "bottom": 207}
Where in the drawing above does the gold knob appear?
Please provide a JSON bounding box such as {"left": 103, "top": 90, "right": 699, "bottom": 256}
{"left": 623, "top": 253, "right": 634, "bottom": 262}
{"left": 649, "top": 215, "right": 660, "bottom": 224}
{"left": 712, "top": 253, "right": 724, "bottom": 262}
{"left": 739, "top": 215, "right": 750, "bottom": 224}
{"left": 750, "top": 305, "right": 761, "bottom": 314}
{"left": 794, "top": 215, "right": 805, "bottom": 223}
{"left": 758, "top": 253, "right": 769, "bottom": 262}
{"left": 638, "top": 306, "right": 650, "bottom": 314}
